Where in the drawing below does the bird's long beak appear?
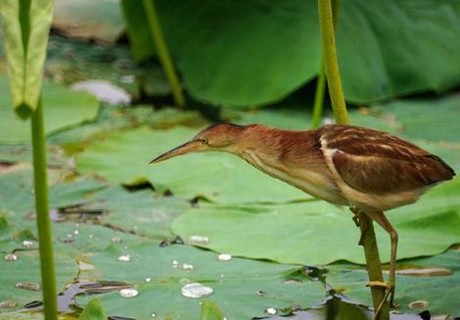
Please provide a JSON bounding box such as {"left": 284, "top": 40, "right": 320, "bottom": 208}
{"left": 150, "top": 140, "right": 203, "bottom": 164}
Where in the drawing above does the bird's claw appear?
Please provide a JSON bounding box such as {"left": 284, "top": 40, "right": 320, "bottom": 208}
{"left": 367, "top": 280, "right": 398, "bottom": 316}
{"left": 366, "top": 280, "right": 392, "bottom": 289}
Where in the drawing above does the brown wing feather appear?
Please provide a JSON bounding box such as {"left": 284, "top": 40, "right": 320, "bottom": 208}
{"left": 320, "top": 125, "right": 455, "bottom": 194}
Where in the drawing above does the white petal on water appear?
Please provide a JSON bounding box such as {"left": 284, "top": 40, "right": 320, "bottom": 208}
{"left": 72, "top": 80, "right": 132, "bottom": 106}
{"left": 4, "top": 253, "right": 18, "bottom": 261}
{"left": 145, "top": 277, "right": 152, "bottom": 283}
{"left": 117, "top": 254, "right": 131, "bottom": 262}
{"left": 0, "top": 300, "right": 17, "bottom": 309}
{"left": 217, "top": 253, "right": 232, "bottom": 262}
{"left": 181, "top": 283, "right": 213, "bottom": 298}
{"left": 188, "top": 235, "right": 209, "bottom": 245}
{"left": 119, "top": 288, "right": 139, "bottom": 298}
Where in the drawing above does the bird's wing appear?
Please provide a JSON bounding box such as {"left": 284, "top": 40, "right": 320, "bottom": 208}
{"left": 320, "top": 125, "right": 454, "bottom": 194}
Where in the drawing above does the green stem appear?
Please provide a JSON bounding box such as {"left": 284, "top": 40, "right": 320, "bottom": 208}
{"left": 31, "top": 97, "right": 58, "bottom": 320}
{"left": 358, "top": 214, "right": 390, "bottom": 320}
{"left": 143, "top": 0, "right": 185, "bottom": 108}
{"left": 318, "top": 0, "right": 348, "bottom": 125}
{"left": 318, "top": 0, "right": 389, "bottom": 318}
{"left": 311, "top": 58, "right": 326, "bottom": 128}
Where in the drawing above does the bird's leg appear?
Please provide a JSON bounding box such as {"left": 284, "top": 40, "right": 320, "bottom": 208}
{"left": 350, "top": 208, "right": 366, "bottom": 245}
{"left": 365, "top": 211, "right": 399, "bottom": 308}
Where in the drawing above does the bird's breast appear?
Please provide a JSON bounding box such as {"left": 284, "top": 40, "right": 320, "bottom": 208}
{"left": 240, "top": 149, "right": 347, "bottom": 205}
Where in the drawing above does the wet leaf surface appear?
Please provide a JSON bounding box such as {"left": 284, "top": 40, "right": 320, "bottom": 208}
{"left": 0, "top": 249, "right": 76, "bottom": 311}
{"left": 75, "top": 244, "right": 325, "bottom": 320}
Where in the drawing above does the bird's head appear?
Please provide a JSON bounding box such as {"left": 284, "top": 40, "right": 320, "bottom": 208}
{"left": 150, "top": 123, "right": 248, "bottom": 164}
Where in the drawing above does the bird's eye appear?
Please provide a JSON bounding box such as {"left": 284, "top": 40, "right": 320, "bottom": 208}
{"left": 201, "top": 138, "right": 209, "bottom": 145}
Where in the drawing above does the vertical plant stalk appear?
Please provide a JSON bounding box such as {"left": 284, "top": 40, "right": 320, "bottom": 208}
{"left": 143, "top": 0, "right": 185, "bottom": 108}
{"left": 358, "top": 214, "right": 390, "bottom": 320}
{"left": 312, "top": 0, "right": 338, "bottom": 128}
{"left": 311, "top": 58, "right": 326, "bottom": 128}
{"left": 318, "top": 0, "right": 389, "bottom": 318}
{"left": 318, "top": 0, "right": 348, "bottom": 125}
{"left": 31, "top": 97, "right": 58, "bottom": 320}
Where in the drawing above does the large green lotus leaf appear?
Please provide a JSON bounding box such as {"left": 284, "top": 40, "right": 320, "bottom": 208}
{"left": 76, "top": 126, "right": 309, "bottom": 203}
{"left": 0, "top": 168, "right": 180, "bottom": 243}
{"left": 122, "top": 0, "right": 460, "bottom": 106}
{"left": 327, "top": 249, "right": 460, "bottom": 316}
{"left": 0, "top": 76, "right": 99, "bottom": 143}
{"left": 0, "top": 312, "right": 43, "bottom": 320}
{"left": 89, "top": 185, "right": 190, "bottom": 240}
{"left": 76, "top": 244, "right": 325, "bottom": 319}
{"left": 123, "top": 0, "right": 321, "bottom": 106}
{"left": 172, "top": 178, "right": 460, "bottom": 265}
{"left": 0, "top": 170, "right": 105, "bottom": 226}
{"left": 338, "top": 1, "right": 460, "bottom": 104}
{"left": 52, "top": 222, "right": 155, "bottom": 261}
{"left": 371, "top": 93, "right": 460, "bottom": 143}
{"left": 0, "top": 250, "right": 76, "bottom": 311}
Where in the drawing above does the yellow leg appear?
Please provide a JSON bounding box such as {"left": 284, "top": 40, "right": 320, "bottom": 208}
{"left": 366, "top": 211, "right": 398, "bottom": 308}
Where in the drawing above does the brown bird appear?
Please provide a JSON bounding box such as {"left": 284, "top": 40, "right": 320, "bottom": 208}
{"left": 151, "top": 123, "right": 455, "bottom": 308}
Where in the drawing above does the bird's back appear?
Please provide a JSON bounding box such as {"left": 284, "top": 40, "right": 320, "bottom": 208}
{"left": 318, "top": 125, "right": 455, "bottom": 211}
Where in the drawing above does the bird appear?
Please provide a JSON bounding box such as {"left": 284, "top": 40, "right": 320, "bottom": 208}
{"left": 150, "top": 123, "right": 455, "bottom": 309}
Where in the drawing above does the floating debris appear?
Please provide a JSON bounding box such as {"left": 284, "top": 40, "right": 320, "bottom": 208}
{"left": 22, "top": 240, "right": 35, "bottom": 248}
{"left": 16, "top": 282, "right": 41, "bottom": 291}
{"left": 256, "top": 290, "right": 267, "bottom": 297}
{"left": 181, "top": 283, "right": 213, "bottom": 298}
{"left": 145, "top": 278, "right": 152, "bottom": 283}
{"left": 182, "top": 263, "right": 194, "bottom": 271}
{"left": 397, "top": 267, "right": 452, "bottom": 276}
{"left": 151, "top": 313, "right": 157, "bottom": 318}
{"left": 283, "top": 279, "right": 301, "bottom": 285}
{"left": 4, "top": 253, "right": 18, "bottom": 261}
{"left": 218, "top": 253, "right": 232, "bottom": 262}
{"left": 265, "top": 307, "right": 277, "bottom": 315}
{"left": 188, "top": 235, "right": 209, "bottom": 245}
{"left": 112, "top": 236, "right": 122, "bottom": 244}
{"left": 78, "top": 261, "right": 95, "bottom": 271}
{"left": 119, "top": 288, "right": 139, "bottom": 298}
{"left": 0, "top": 300, "right": 17, "bottom": 309}
{"left": 408, "top": 300, "right": 429, "bottom": 310}
{"left": 117, "top": 254, "right": 131, "bottom": 262}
